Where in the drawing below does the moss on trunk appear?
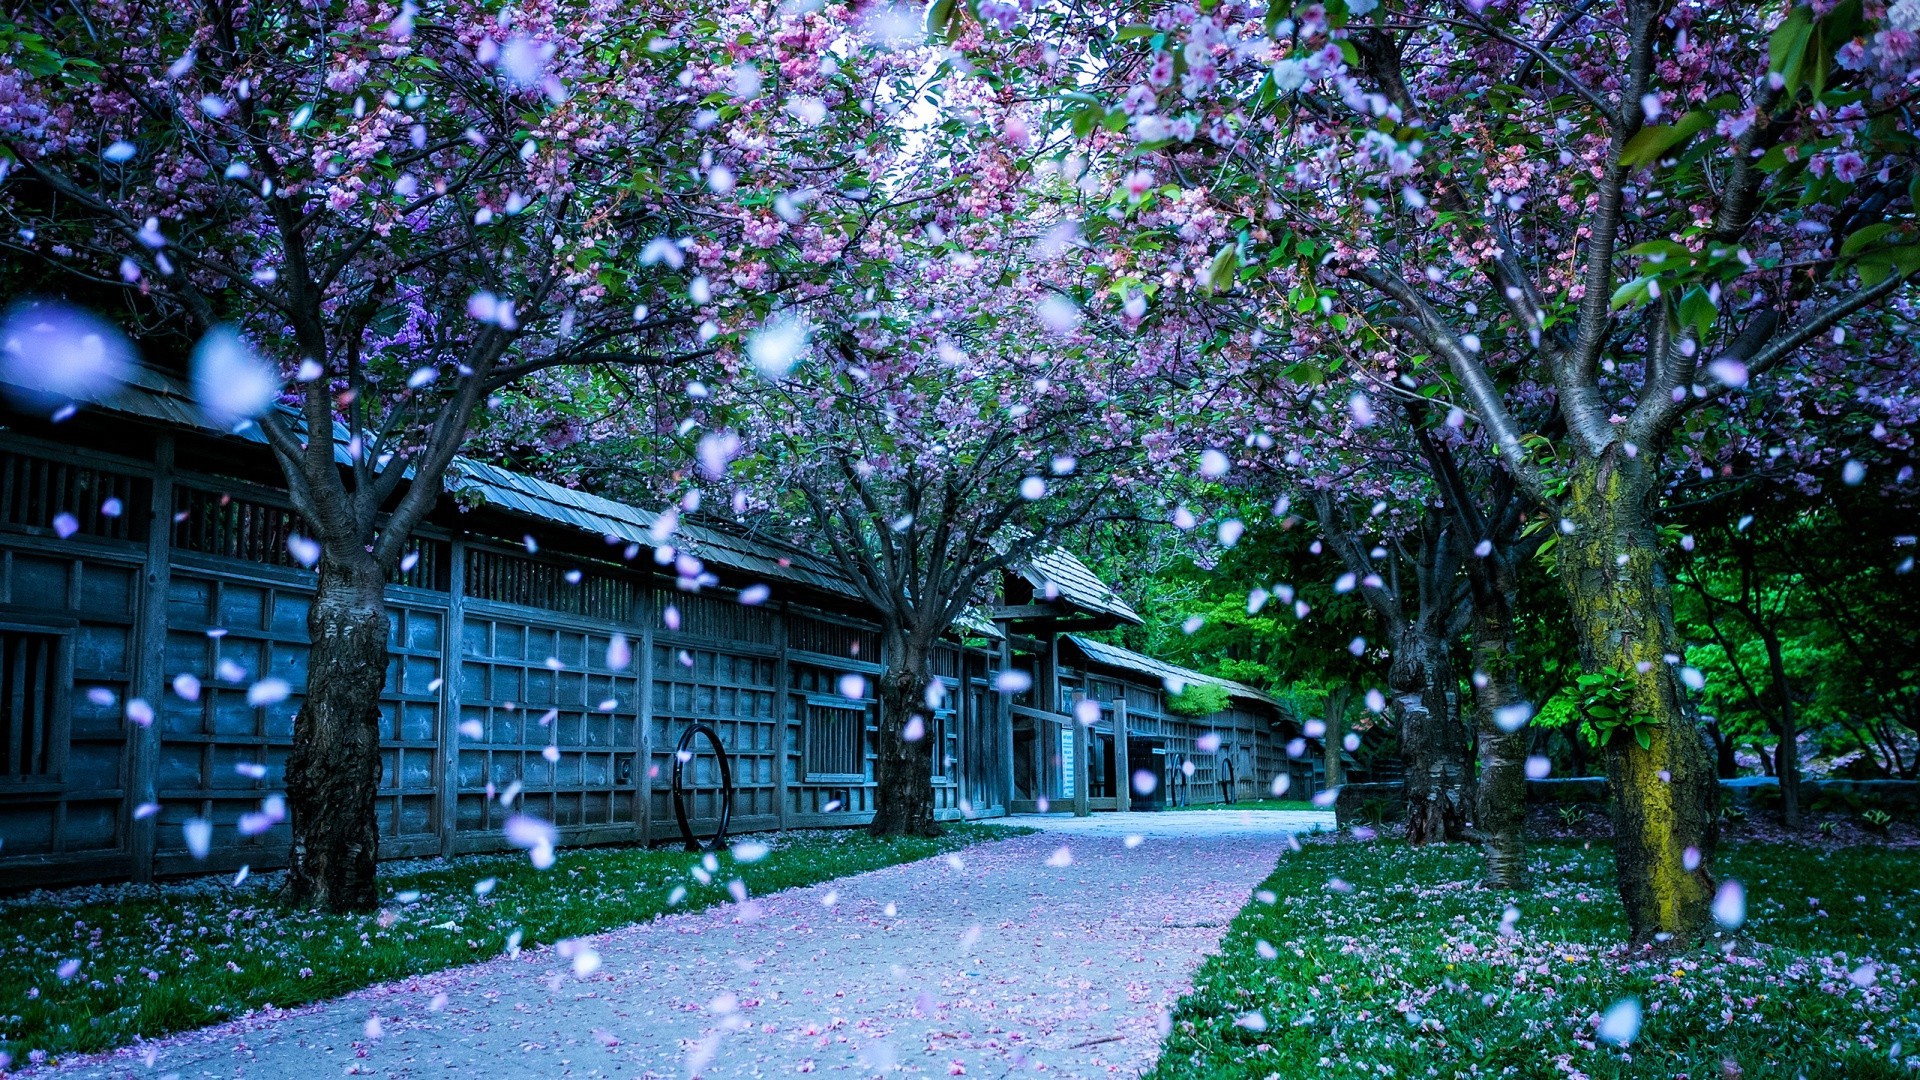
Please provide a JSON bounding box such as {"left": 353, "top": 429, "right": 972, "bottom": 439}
{"left": 1562, "top": 453, "right": 1718, "bottom": 944}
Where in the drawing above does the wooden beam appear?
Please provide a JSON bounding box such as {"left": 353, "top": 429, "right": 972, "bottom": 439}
{"left": 1072, "top": 699, "right": 1090, "bottom": 818}
{"left": 989, "top": 603, "right": 1066, "bottom": 621}
{"left": 771, "top": 598, "right": 790, "bottom": 831}
{"left": 129, "top": 433, "right": 173, "bottom": 882}
{"left": 437, "top": 535, "right": 467, "bottom": 860}
{"left": 636, "top": 585, "right": 656, "bottom": 844}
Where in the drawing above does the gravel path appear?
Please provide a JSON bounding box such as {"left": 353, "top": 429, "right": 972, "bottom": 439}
{"left": 39, "top": 819, "right": 1311, "bottom": 1079}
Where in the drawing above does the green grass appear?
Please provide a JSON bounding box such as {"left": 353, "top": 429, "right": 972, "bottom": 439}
{"left": 0, "top": 824, "right": 1018, "bottom": 1065}
{"left": 1149, "top": 839, "right": 1920, "bottom": 1079}
{"left": 1163, "top": 799, "right": 1320, "bottom": 813}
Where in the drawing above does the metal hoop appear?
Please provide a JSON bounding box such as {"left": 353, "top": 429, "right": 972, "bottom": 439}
{"left": 1220, "top": 754, "right": 1237, "bottom": 805}
{"left": 671, "top": 722, "right": 734, "bottom": 853}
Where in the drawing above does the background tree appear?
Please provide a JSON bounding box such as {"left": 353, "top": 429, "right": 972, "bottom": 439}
{"left": 693, "top": 270, "right": 1190, "bottom": 835}
{"left": 0, "top": 0, "right": 918, "bottom": 907}
{"left": 976, "top": 0, "right": 1920, "bottom": 943}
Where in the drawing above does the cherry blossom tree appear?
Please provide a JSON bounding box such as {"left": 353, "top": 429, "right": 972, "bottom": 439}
{"left": 685, "top": 258, "right": 1193, "bottom": 834}
{"left": 969, "top": 0, "right": 1919, "bottom": 942}
{"left": 0, "top": 0, "right": 918, "bottom": 908}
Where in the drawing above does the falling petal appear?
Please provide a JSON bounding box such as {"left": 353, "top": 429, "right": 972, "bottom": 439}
{"left": 0, "top": 301, "right": 136, "bottom": 408}
{"left": 747, "top": 314, "right": 810, "bottom": 380}
{"left": 1493, "top": 702, "right": 1534, "bottom": 733}
{"left": 1712, "top": 879, "right": 1746, "bottom": 929}
{"left": 287, "top": 534, "right": 321, "bottom": 568}
{"left": 191, "top": 326, "right": 279, "bottom": 427}
{"left": 183, "top": 818, "right": 213, "bottom": 859}
{"left": 1597, "top": 997, "right": 1642, "bottom": 1046}
{"left": 246, "top": 678, "right": 291, "bottom": 707}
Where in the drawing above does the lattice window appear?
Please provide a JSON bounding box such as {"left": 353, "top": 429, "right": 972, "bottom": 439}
{"left": 0, "top": 450, "right": 148, "bottom": 542}
{"left": 466, "top": 548, "right": 635, "bottom": 620}
{"left": 931, "top": 645, "right": 961, "bottom": 679}
{"left": 174, "top": 487, "right": 302, "bottom": 566}
{"left": 456, "top": 614, "right": 640, "bottom": 835}
{"left": 929, "top": 700, "right": 955, "bottom": 779}
{"left": 173, "top": 487, "right": 447, "bottom": 589}
{"left": 0, "top": 628, "right": 65, "bottom": 779}
{"left": 660, "top": 589, "right": 776, "bottom": 646}
{"left": 790, "top": 614, "right": 879, "bottom": 663}
{"left": 804, "top": 701, "right": 867, "bottom": 780}
{"left": 1124, "top": 683, "right": 1160, "bottom": 716}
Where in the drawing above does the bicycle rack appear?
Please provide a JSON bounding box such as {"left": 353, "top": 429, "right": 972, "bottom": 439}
{"left": 671, "top": 722, "right": 734, "bottom": 853}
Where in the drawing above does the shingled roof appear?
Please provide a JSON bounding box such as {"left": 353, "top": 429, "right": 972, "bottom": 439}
{"left": 1019, "top": 547, "right": 1144, "bottom": 626}
{"left": 1063, "top": 634, "right": 1280, "bottom": 709}
{"left": 23, "top": 365, "right": 1086, "bottom": 627}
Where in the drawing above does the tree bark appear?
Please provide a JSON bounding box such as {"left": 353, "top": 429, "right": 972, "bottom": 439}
{"left": 284, "top": 555, "right": 389, "bottom": 912}
{"left": 1757, "top": 626, "right": 1801, "bottom": 828}
{"left": 1468, "top": 560, "right": 1528, "bottom": 889}
{"left": 1562, "top": 455, "right": 1718, "bottom": 945}
{"left": 868, "top": 641, "right": 942, "bottom": 838}
{"left": 1705, "top": 717, "right": 1737, "bottom": 779}
{"left": 1395, "top": 624, "right": 1470, "bottom": 845}
{"left": 1323, "top": 686, "right": 1349, "bottom": 790}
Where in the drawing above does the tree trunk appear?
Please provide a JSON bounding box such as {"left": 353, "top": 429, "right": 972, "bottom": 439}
{"left": 284, "top": 556, "right": 389, "bottom": 912}
{"left": 1706, "top": 718, "right": 1737, "bottom": 779}
{"left": 1395, "top": 626, "right": 1470, "bottom": 844}
{"left": 869, "top": 643, "right": 941, "bottom": 838}
{"left": 1562, "top": 456, "right": 1717, "bottom": 945}
{"left": 1758, "top": 628, "right": 1801, "bottom": 828}
{"left": 1468, "top": 563, "right": 1527, "bottom": 889}
{"left": 1323, "top": 687, "right": 1349, "bottom": 790}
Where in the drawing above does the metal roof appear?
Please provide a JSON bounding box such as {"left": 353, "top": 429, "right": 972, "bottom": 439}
{"left": 1063, "top": 634, "right": 1281, "bottom": 710}
{"left": 1021, "top": 547, "right": 1143, "bottom": 626}
{"left": 444, "top": 458, "right": 860, "bottom": 599}
{"left": 9, "top": 365, "right": 1068, "bottom": 626}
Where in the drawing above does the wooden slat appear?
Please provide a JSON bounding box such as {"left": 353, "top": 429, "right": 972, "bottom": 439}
{"left": 8, "top": 634, "right": 27, "bottom": 775}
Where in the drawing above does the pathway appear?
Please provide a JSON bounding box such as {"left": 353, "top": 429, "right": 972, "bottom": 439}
{"left": 40, "top": 812, "right": 1329, "bottom": 1079}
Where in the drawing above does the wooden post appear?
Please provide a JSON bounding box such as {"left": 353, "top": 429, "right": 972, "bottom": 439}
{"left": 635, "top": 585, "right": 656, "bottom": 843}
{"left": 1072, "top": 703, "right": 1090, "bottom": 818}
{"left": 1044, "top": 632, "right": 1061, "bottom": 713}
{"left": 129, "top": 434, "right": 174, "bottom": 882}
{"left": 437, "top": 536, "right": 467, "bottom": 859}
{"left": 1112, "top": 699, "right": 1130, "bottom": 814}
{"left": 996, "top": 638, "right": 1014, "bottom": 813}
{"left": 770, "top": 598, "right": 790, "bottom": 830}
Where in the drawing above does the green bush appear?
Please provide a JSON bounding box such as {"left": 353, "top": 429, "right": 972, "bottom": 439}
{"left": 1166, "top": 681, "right": 1232, "bottom": 717}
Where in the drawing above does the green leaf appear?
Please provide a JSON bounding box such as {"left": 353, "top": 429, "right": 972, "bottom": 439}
{"left": 1840, "top": 223, "right": 1897, "bottom": 256}
{"left": 1627, "top": 239, "right": 1693, "bottom": 260}
{"left": 1285, "top": 361, "right": 1326, "bottom": 385}
{"left": 1634, "top": 725, "right": 1654, "bottom": 751}
{"left": 1610, "top": 276, "right": 1653, "bottom": 310}
{"left": 1620, "top": 110, "right": 1716, "bottom": 167}
{"left": 1677, "top": 285, "right": 1718, "bottom": 337}
{"left": 1770, "top": 6, "right": 1814, "bottom": 96}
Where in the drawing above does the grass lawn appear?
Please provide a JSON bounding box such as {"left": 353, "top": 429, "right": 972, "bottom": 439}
{"left": 1163, "top": 799, "right": 1322, "bottom": 813}
{"left": 0, "top": 824, "right": 1016, "bottom": 1067}
{"left": 1149, "top": 838, "right": 1920, "bottom": 1079}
